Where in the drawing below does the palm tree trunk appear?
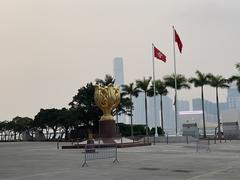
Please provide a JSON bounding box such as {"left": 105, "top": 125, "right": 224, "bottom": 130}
{"left": 130, "top": 95, "right": 133, "bottom": 138}
{"left": 14, "top": 132, "right": 17, "bottom": 141}
{"left": 46, "top": 127, "right": 49, "bottom": 140}
{"left": 160, "top": 95, "right": 164, "bottom": 132}
{"left": 216, "top": 87, "right": 221, "bottom": 137}
{"left": 201, "top": 86, "right": 206, "bottom": 138}
{"left": 64, "top": 126, "right": 69, "bottom": 141}
{"left": 53, "top": 128, "right": 57, "bottom": 140}
{"left": 144, "top": 92, "right": 148, "bottom": 136}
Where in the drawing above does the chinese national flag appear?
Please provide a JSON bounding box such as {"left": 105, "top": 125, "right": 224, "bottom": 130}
{"left": 154, "top": 46, "right": 167, "bottom": 62}
{"left": 174, "top": 29, "right": 183, "bottom": 53}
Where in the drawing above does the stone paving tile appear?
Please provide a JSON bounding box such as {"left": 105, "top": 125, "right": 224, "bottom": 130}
{"left": 1, "top": 141, "right": 240, "bottom": 180}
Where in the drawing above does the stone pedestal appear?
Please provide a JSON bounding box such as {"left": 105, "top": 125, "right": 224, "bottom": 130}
{"left": 99, "top": 120, "right": 116, "bottom": 138}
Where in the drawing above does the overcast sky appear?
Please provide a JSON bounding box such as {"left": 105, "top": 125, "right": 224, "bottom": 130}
{"left": 0, "top": 0, "right": 240, "bottom": 121}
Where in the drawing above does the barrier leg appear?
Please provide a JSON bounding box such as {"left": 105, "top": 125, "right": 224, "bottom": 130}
{"left": 196, "top": 141, "right": 199, "bottom": 152}
{"left": 113, "top": 145, "right": 119, "bottom": 164}
{"left": 82, "top": 160, "right": 88, "bottom": 167}
{"left": 82, "top": 152, "right": 88, "bottom": 167}
{"left": 113, "top": 157, "right": 119, "bottom": 163}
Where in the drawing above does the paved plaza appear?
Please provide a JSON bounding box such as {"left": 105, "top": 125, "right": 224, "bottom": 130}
{"left": 1, "top": 140, "right": 240, "bottom": 180}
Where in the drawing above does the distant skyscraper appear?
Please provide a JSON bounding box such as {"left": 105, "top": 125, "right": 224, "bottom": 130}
{"left": 192, "top": 98, "right": 229, "bottom": 123}
{"left": 161, "top": 96, "right": 174, "bottom": 134}
{"left": 192, "top": 98, "right": 217, "bottom": 116}
{"left": 132, "top": 94, "right": 145, "bottom": 125}
{"left": 148, "top": 96, "right": 160, "bottom": 128}
{"left": 132, "top": 95, "right": 175, "bottom": 135}
{"left": 177, "top": 100, "right": 190, "bottom": 112}
{"left": 113, "top": 57, "right": 125, "bottom": 123}
{"left": 227, "top": 84, "right": 240, "bottom": 110}
{"left": 113, "top": 57, "right": 124, "bottom": 87}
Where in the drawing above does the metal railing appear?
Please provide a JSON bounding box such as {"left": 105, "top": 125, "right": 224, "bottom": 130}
{"left": 82, "top": 144, "right": 119, "bottom": 167}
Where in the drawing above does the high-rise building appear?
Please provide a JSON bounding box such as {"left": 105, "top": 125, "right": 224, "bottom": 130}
{"left": 192, "top": 98, "right": 217, "bottom": 116}
{"left": 132, "top": 94, "right": 145, "bottom": 125}
{"left": 177, "top": 100, "right": 190, "bottom": 112}
{"left": 113, "top": 57, "right": 125, "bottom": 123}
{"left": 192, "top": 98, "right": 229, "bottom": 123}
{"left": 220, "top": 84, "right": 240, "bottom": 125}
{"left": 227, "top": 84, "right": 240, "bottom": 110}
{"left": 147, "top": 96, "right": 160, "bottom": 128}
{"left": 162, "top": 96, "right": 174, "bottom": 134}
{"left": 113, "top": 57, "right": 124, "bottom": 88}
{"left": 132, "top": 95, "right": 175, "bottom": 134}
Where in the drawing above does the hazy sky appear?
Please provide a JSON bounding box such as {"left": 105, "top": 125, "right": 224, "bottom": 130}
{"left": 0, "top": 0, "right": 240, "bottom": 121}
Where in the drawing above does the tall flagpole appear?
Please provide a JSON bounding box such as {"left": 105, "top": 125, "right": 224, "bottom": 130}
{"left": 152, "top": 43, "right": 158, "bottom": 137}
{"left": 173, "top": 26, "right": 178, "bottom": 136}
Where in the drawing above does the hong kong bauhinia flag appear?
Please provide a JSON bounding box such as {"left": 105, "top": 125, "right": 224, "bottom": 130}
{"left": 174, "top": 29, "right": 183, "bottom": 53}
{"left": 154, "top": 46, "right": 167, "bottom": 62}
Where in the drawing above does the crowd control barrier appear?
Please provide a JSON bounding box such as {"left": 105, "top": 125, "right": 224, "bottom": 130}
{"left": 196, "top": 139, "right": 210, "bottom": 152}
{"left": 82, "top": 144, "right": 119, "bottom": 167}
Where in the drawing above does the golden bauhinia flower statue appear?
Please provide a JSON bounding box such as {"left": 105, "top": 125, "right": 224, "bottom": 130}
{"left": 94, "top": 84, "right": 120, "bottom": 121}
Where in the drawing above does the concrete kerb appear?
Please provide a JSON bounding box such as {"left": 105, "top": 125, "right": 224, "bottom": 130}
{"left": 148, "top": 136, "right": 198, "bottom": 144}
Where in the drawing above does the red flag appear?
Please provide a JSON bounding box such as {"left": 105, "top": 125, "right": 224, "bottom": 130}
{"left": 174, "top": 29, "right": 183, "bottom": 53}
{"left": 154, "top": 46, "right": 167, "bottom": 62}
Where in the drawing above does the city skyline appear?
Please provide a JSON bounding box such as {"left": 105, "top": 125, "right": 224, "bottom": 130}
{"left": 1, "top": 0, "right": 240, "bottom": 120}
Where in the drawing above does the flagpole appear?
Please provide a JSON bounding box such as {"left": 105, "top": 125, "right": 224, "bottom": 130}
{"left": 152, "top": 43, "right": 158, "bottom": 137}
{"left": 173, "top": 26, "right": 178, "bottom": 136}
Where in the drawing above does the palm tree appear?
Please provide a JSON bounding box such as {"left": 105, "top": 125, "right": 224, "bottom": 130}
{"left": 113, "top": 93, "right": 131, "bottom": 123}
{"left": 229, "top": 63, "right": 240, "bottom": 92}
{"left": 164, "top": 74, "right": 190, "bottom": 134}
{"left": 0, "top": 121, "right": 8, "bottom": 141}
{"left": 136, "top": 77, "right": 152, "bottom": 136}
{"left": 189, "top": 70, "right": 209, "bottom": 138}
{"left": 121, "top": 83, "right": 140, "bottom": 138}
{"left": 113, "top": 93, "right": 132, "bottom": 134}
{"left": 148, "top": 79, "right": 168, "bottom": 132}
{"left": 95, "top": 74, "right": 115, "bottom": 86}
{"left": 207, "top": 74, "right": 229, "bottom": 137}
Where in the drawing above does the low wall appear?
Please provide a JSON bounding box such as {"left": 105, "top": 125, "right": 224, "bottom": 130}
{"left": 149, "top": 136, "right": 198, "bottom": 143}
